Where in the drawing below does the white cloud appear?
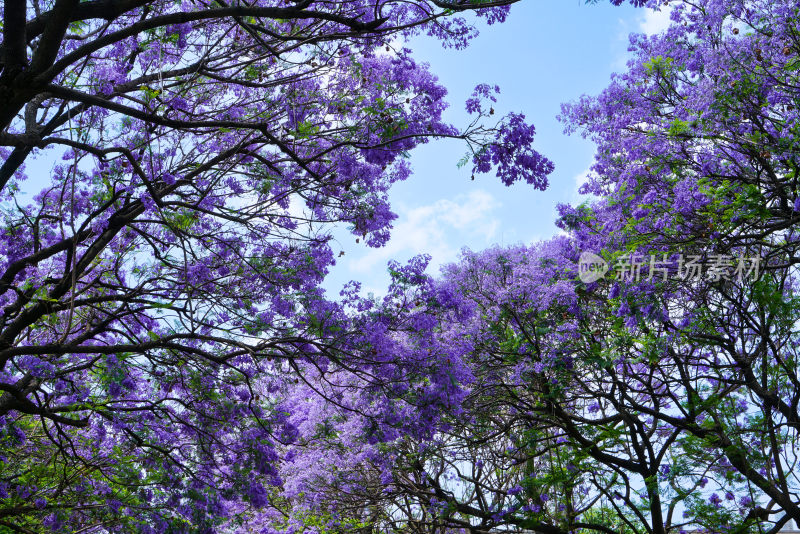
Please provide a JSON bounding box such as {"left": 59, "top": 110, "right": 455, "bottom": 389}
{"left": 572, "top": 165, "right": 594, "bottom": 203}
{"left": 348, "top": 190, "right": 500, "bottom": 275}
{"left": 639, "top": 5, "right": 673, "bottom": 36}
{"left": 611, "top": 5, "right": 675, "bottom": 72}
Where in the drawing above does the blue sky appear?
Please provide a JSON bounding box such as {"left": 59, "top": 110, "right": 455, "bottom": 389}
{"left": 323, "top": 0, "right": 673, "bottom": 296}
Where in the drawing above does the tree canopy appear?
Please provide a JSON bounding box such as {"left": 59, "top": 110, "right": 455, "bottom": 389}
{"left": 262, "top": 0, "right": 800, "bottom": 533}
{"left": 2, "top": 0, "right": 797, "bottom": 533}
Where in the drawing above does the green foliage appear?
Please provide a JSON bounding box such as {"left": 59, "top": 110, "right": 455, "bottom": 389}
{"left": 644, "top": 55, "right": 675, "bottom": 75}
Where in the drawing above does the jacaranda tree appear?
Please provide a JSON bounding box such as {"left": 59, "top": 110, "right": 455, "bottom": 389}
{"left": 275, "top": 0, "right": 800, "bottom": 533}
{"left": 555, "top": 0, "right": 800, "bottom": 530}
